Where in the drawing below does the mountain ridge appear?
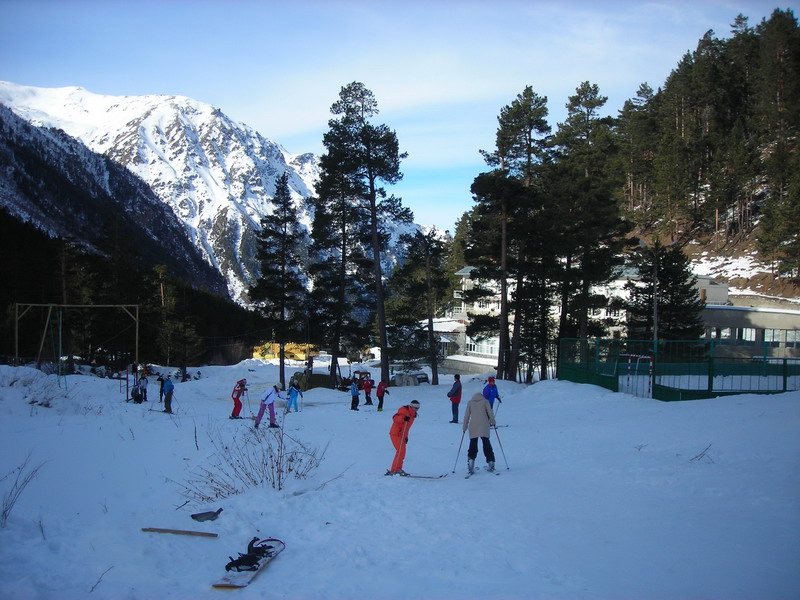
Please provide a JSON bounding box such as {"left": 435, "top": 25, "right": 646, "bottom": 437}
{"left": 0, "top": 81, "right": 320, "bottom": 303}
{"left": 0, "top": 103, "right": 227, "bottom": 296}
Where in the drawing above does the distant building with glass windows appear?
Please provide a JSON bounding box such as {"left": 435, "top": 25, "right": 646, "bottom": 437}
{"left": 441, "top": 266, "right": 800, "bottom": 374}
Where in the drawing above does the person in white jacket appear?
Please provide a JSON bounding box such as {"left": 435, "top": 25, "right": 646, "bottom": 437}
{"left": 462, "top": 392, "right": 496, "bottom": 474}
{"left": 255, "top": 384, "right": 284, "bottom": 429}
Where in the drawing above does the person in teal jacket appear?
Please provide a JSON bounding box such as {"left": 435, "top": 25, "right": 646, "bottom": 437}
{"left": 350, "top": 379, "right": 360, "bottom": 411}
{"left": 162, "top": 376, "right": 175, "bottom": 414}
{"left": 286, "top": 381, "right": 303, "bottom": 413}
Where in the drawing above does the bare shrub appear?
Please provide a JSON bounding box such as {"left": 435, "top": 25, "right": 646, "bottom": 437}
{"left": 1, "top": 454, "right": 47, "bottom": 528}
{"left": 176, "top": 426, "right": 326, "bottom": 503}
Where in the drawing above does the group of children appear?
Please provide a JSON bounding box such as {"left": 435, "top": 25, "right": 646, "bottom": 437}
{"left": 129, "top": 371, "right": 175, "bottom": 414}
{"left": 349, "top": 377, "right": 389, "bottom": 411}
{"left": 228, "top": 378, "right": 304, "bottom": 428}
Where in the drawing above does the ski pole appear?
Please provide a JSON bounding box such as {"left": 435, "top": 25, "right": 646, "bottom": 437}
{"left": 492, "top": 425, "right": 509, "bottom": 470}
{"left": 451, "top": 429, "right": 466, "bottom": 473}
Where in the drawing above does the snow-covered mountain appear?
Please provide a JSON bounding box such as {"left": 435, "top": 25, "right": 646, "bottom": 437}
{"left": 0, "top": 81, "right": 320, "bottom": 303}
{"left": 0, "top": 104, "right": 228, "bottom": 295}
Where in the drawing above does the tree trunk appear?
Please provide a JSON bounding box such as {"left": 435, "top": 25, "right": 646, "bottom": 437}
{"left": 368, "top": 184, "right": 390, "bottom": 385}
{"left": 496, "top": 202, "right": 510, "bottom": 379}
{"left": 505, "top": 268, "right": 524, "bottom": 381}
{"left": 425, "top": 254, "right": 439, "bottom": 385}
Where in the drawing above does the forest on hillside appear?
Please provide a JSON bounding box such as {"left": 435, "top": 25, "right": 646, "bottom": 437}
{"left": 451, "top": 8, "right": 798, "bottom": 380}
{"left": 0, "top": 212, "right": 267, "bottom": 371}
{"left": 618, "top": 9, "right": 799, "bottom": 264}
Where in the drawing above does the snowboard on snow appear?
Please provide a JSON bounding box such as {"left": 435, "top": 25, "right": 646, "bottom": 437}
{"left": 212, "top": 537, "right": 285, "bottom": 589}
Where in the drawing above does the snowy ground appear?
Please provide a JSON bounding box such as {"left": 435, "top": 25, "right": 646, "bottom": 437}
{"left": 0, "top": 360, "right": 798, "bottom": 600}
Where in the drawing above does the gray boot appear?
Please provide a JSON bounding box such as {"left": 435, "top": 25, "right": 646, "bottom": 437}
{"left": 488, "top": 461, "right": 495, "bottom": 472}
{"left": 467, "top": 459, "right": 475, "bottom": 474}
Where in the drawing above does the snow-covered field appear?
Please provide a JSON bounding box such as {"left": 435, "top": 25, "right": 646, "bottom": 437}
{"left": 0, "top": 360, "right": 798, "bottom": 600}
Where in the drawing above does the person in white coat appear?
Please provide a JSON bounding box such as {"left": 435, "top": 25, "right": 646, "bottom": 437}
{"left": 255, "top": 384, "right": 284, "bottom": 429}
{"left": 462, "top": 392, "right": 496, "bottom": 474}
{"left": 139, "top": 375, "right": 149, "bottom": 402}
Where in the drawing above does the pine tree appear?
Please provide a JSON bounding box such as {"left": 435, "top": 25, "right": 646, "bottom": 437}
{"left": 466, "top": 86, "right": 554, "bottom": 380}
{"left": 616, "top": 83, "right": 659, "bottom": 229}
{"left": 481, "top": 85, "right": 551, "bottom": 185}
{"left": 550, "top": 81, "right": 630, "bottom": 341}
{"left": 308, "top": 122, "right": 374, "bottom": 387}
{"left": 624, "top": 241, "right": 705, "bottom": 342}
{"left": 387, "top": 229, "right": 451, "bottom": 384}
{"left": 320, "top": 82, "right": 411, "bottom": 384}
{"left": 249, "top": 172, "right": 309, "bottom": 388}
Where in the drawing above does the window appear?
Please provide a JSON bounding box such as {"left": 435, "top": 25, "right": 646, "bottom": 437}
{"left": 788, "top": 330, "right": 800, "bottom": 348}
{"left": 765, "top": 328, "right": 782, "bottom": 346}
{"left": 738, "top": 328, "right": 756, "bottom": 342}
{"left": 466, "top": 336, "right": 497, "bottom": 356}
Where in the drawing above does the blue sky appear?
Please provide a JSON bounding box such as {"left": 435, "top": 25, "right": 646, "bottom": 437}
{"left": 0, "top": 0, "right": 789, "bottom": 231}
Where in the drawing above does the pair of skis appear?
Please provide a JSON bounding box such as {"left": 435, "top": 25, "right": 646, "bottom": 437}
{"left": 386, "top": 471, "right": 447, "bottom": 479}
{"left": 389, "top": 469, "right": 498, "bottom": 479}
{"left": 465, "top": 466, "right": 501, "bottom": 479}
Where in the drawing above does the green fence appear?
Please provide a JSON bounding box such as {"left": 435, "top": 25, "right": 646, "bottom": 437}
{"left": 558, "top": 338, "right": 800, "bottom": 401}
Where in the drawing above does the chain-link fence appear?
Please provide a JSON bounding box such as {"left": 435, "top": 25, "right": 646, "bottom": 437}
{"left": 558, "top": 338, "right": 800, "bottom": 401}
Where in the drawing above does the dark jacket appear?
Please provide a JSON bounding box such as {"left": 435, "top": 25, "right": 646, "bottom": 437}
{"left": 446, "top": 379, "right": 462, "bottom": 403}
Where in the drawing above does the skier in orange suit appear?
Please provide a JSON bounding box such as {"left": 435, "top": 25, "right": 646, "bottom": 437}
{"left": 386, "top": 400, "right": 420, "bottom": 475}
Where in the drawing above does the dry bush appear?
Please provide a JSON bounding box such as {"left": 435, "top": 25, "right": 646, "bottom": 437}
{"left": 176, "top": 426, "right": 326, "bottom": 503}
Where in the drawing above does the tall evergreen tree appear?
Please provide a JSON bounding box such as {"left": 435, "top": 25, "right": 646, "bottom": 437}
{"left": 468, "top": 86, "right": 553, "bottom": 380}
{"left": 467, "top": 171, "right": 520, "bottom": 378}
{"left": 755, "top": 9, "right": 800, "bottom": 280}
{"left": 308, "top": 113, "right": 372, "bottom": 386}
{"left": 387, "top": 229, "right": 451, "bottom": 384}
{"left": 320, "top": 82, "right": 411, "bottom": 384}
{"left": 624, "top": 241, "right": 706, "bottom": 342}
{"left": 482, "top": 85, "right": 551, "bottom": 184}
{"left": 249, "top": 172, "right": 309, "bottom": 388}
{"left": 550, "top": 81, "right": 630, "bottom": 341}
{"left": 616, "top": 83, "right": 659, "bottom": 229}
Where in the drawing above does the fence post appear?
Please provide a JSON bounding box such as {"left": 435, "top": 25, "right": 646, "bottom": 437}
{"left": 594, "top": 339, "right": 600, "bottom": 373}
{"left": 783, "top": 357, "right": 788, "bottom": 392}
{"left": 707, "top": 340, "right": 715, "bottom": 394}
